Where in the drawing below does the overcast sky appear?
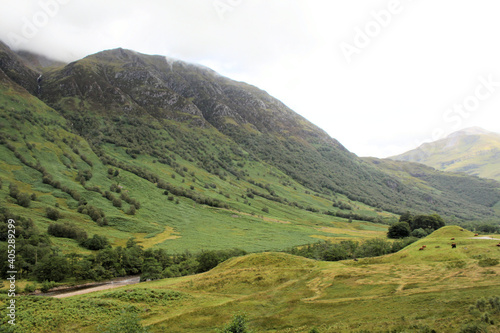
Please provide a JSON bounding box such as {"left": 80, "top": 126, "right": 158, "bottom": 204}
{"left": 1, "top": 0, "right": 500, "bottom": 157}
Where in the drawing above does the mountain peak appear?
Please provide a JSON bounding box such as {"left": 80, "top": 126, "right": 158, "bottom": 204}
{"left": 447, "top": 127, "right": 492, "bottom": 138}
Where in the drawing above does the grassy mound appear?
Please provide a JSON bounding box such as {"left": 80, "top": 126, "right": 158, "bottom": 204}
{"left": 213, "top": 252, "right": 317, "bottom": 271}
{"left": 177, "top": 252, "right": 318, "bottom": 295}
{"left": 426, "top": 225, "right": 475, "bottom": 239}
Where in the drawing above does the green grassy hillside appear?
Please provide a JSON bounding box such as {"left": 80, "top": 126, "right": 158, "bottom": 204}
{"left": 3, "top": 226, "right": 499, "bottom": 332}
{"left": 391, "top": 127, "right": 500, "bottom": 182}
{"left": 363, "top": 157, "right": 500, "bottom": 224}
{"left": 0, "top": 65, "right": 392, "bottom": 256}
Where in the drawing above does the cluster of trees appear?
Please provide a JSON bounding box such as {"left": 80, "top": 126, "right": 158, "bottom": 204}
{"left": 8, "top": 183, "right": 34, "bottom": 208}
{"left": 325, "top": 210, "right": 384, "bottom": 224}
{"left": 476, "top": 224, "right": 500, "bottom": 234}
{"left": 77, "top": 204, "right": 108, "bottom": 226}
{"left": 0, "top": 208, "right": 246, "bottom": 285}
{"left": 332, "top": 200, "right": 352, "bottom": 210}
{"left": 28, "top": 243, "right": 245, "bottom": 283}
{"left": 48, "top": 222, "right": 87, "bottom": 241}
{"left": 47, "top": 222, "right": 110, "bottom": 250}
{"left": 388, "top": 212, "right": 445, "bottom": 239}
{"left": 0, "top": 207, "right": 52, "bottom": 280}
{"left": 158, "top": 180, "right": 227, "bottom": 208}
{"left": 286, "top": 237, "right": 417, "bottom": 261}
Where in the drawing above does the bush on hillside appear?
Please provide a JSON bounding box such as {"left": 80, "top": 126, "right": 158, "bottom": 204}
{"left": 217, "top": 314, "right": 252, "bottom": 333}
{"left": 48, "top": 222, "right": 87, "bottom": 241}
{"left": 46, "top": 207, "right": 61, "bottom": 221}
{"left": 16, "top": 193, "right": 31, "bottom": 207}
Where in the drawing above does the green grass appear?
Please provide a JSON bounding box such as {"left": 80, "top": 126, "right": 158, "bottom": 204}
{"left": 391, "top": 129, "right": 500, "bottom": 182}
{"left": 5, "top": 226, "right": 499, "bottom": 332}
{"left": 0, "top": 79, "right": 392, "bottom": 255}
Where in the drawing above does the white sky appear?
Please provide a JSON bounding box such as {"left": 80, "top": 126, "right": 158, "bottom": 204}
{"left": 1, "top": 0, "right": 500, "bottom": 157}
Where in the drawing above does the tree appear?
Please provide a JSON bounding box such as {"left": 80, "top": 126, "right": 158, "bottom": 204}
{"left": 387, "top": 222, "right": 411, "bottom": 239}
{"left": 33, "top": 255, "right": 69, "bottom": 282}
{"left": 141, "top": 258, "right": 162, "bottom": 281}
{"left": 411, "top": 214, "right": 445, "bottom": 231}
{"left": 355, "top": 238, "right": 392, "bottom": 257}
{"left": 197, "top": 251, "right": 220, "bottom": 273}
{"left": 411, "top": 228, "right": 428, "bottom": 238}
{"left": 399, "top": 211, "right": 413, "bottom": 223}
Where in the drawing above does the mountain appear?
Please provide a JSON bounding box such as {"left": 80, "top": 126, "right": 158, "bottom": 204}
{"left": 391, "top": 127, "right": 500, "bottom": 181}
{"left": 0, "top": 41, "right": 499, "bottom": 261}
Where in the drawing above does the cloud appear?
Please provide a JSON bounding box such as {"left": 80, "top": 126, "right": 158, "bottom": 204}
{"left": 1, "top": 0, "right": 499, "bottom": 157}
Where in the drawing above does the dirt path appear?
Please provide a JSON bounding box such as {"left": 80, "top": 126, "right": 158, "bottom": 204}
{"left": 470, "top": 236, "right": 500, "bottom": 240}
{"left": 45, "top": 276, "right": 141, "bottom": 298}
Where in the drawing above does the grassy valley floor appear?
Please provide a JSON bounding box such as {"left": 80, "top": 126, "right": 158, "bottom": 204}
{"left": 2, "top": 226, "right": 500, "bottom": 332}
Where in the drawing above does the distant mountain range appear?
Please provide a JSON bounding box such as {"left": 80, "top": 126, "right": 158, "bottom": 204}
{"left": 391, "top": 127, "right": 500, "bottom": 182}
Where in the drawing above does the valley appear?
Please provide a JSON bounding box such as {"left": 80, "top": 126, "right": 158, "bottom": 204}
{"left": 0, "top": 41, "right": 499, "bottom": 332}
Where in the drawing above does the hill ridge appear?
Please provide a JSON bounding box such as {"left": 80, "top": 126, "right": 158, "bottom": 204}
{"left": 391, "top": 127, "right": 500, "bottom": 181}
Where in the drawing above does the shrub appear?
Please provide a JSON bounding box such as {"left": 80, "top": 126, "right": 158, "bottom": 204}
{"left": 46, "top": 207, "right": 61, "bottom": 221}
{"left": 24, "top": 283, "right": 37, "bottom": 293}
{"left": 127, "top": 205, "right": 136, "bottom": 215}
{"left": 16, "top": 193, "right": 31, "bottom": 207}
{"left": 9, "top": 183, "right": 19, "bottom": 199}
{"left": 218, "top": 314, "right": 252, "bottom": 333}
{"left": 40, "top": 280, "right": 56, "bottom": 293}
{"left": 112, "top": 197, "right": 122, "bottom": 208}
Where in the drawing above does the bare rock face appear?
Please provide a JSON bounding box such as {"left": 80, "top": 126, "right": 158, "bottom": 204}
{"left": 0, "top": 41, "right": 40, "bottom": 94}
